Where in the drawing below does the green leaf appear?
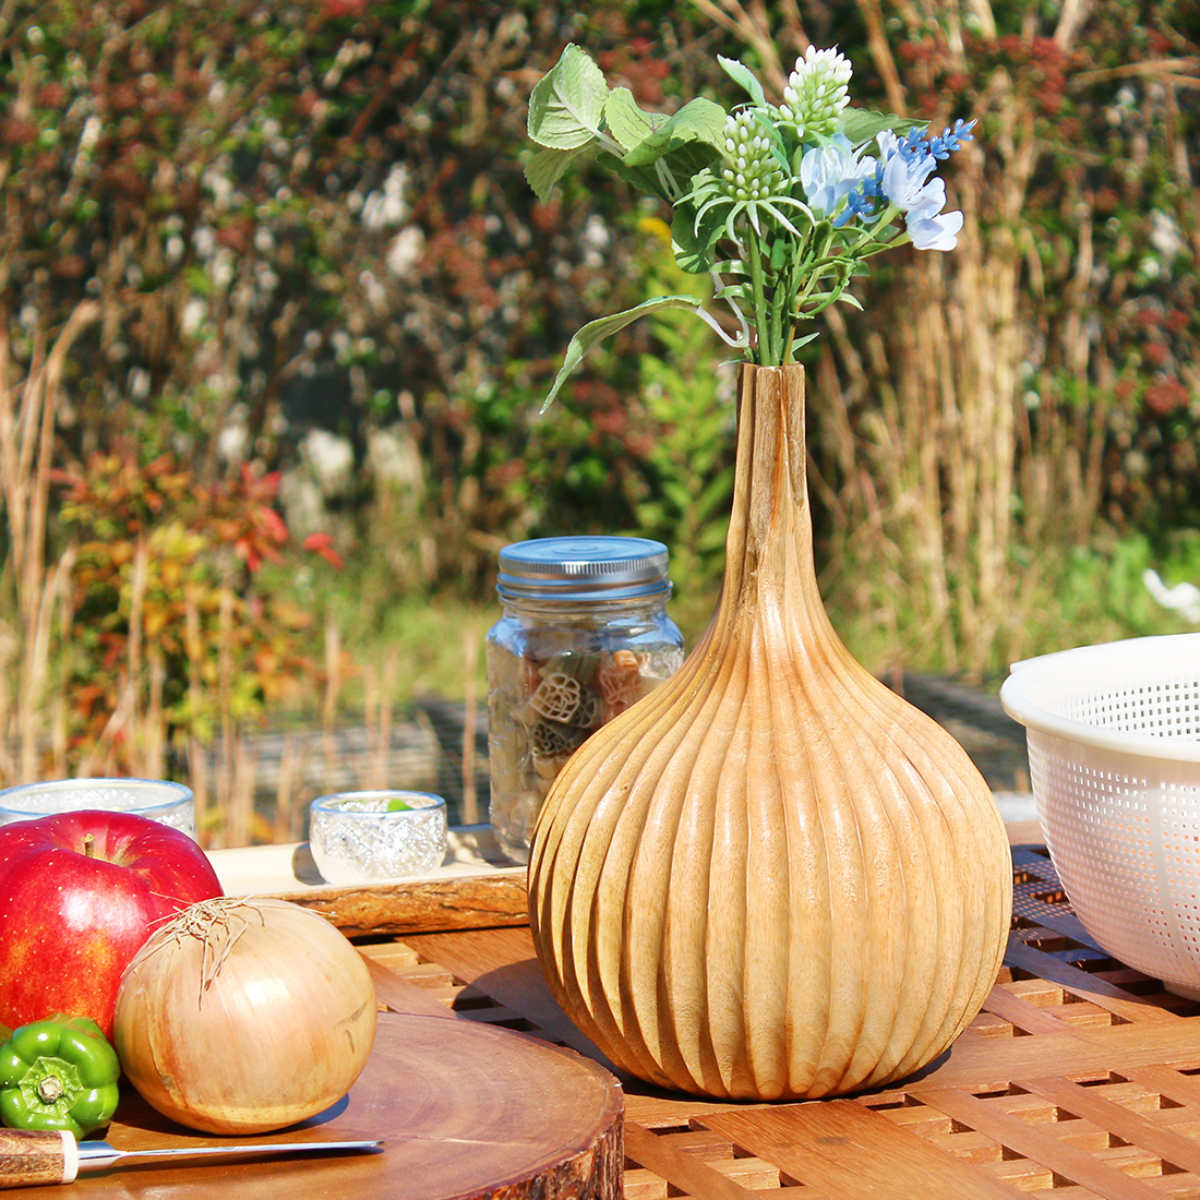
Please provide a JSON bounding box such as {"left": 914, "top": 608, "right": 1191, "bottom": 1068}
{"left": 670, "top": 203, "right": 723, "bottom": 274}
{"left": 696, "top": 470, "right": 735, "bottom": 518}
{"left": 595, "top": 151, "right": 666, "bottom": 202}
{"left": 603, "top": 87, "right": 665, "bottom": 153}
{"left": 717, "top": 55, "right": 766, "bottom": 108}
{"left": 714, "top": 283, "right": 753, "bottom": 302}
{"left": 601, "top": 141, "right": 719, "bottom": 204}
{"left": 541, "top": 296, "right": 717, "bottom": 411}
{"left": 528, "top": 44, "right": 609, "bottom": 150}
{"left": 623, "top": 97, "right": 728, "bottom": 167}
{"left": 523, "top": 145, "right": 591, "bottom": 202}
{"left": 839, "top": 107, "right": 923, "bottom": 145}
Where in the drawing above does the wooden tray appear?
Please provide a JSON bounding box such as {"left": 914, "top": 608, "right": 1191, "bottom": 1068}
{"left": 210, "top": 824, "right": 527, "bottom": 937}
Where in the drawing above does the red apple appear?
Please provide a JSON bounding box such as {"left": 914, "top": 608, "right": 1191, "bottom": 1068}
{"left": 0, "top": 809, "right": 223, "bottom": 1037}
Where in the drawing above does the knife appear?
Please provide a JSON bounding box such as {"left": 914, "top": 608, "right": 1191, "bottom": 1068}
{"left": 0, "top": 1129, "right": 382, "bottom": 1188}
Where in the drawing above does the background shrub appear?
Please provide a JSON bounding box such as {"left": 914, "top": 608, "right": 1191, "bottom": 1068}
{"left": 1, "top": 1, "right": 1197, "bottom": 828}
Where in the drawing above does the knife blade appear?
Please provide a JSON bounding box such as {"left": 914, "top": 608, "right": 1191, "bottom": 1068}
{"left": 0, "top": 1129, "right": 382, "bottom": 1188}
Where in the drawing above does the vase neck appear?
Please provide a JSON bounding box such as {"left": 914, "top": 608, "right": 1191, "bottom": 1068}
{"left": 717, "top": 363, "right": 823, "bottom": 622}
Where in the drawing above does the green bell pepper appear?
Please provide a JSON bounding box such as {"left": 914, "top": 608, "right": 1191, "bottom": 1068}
{"left": 0, "top": 1016, "right": 120, "bottom": 1138}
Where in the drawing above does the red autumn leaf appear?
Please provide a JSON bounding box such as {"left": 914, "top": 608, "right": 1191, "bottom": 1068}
{"left": 259, "top": 507, "right": 289, "bottom": 543}
{"left": 303, "top": 532, "right": 344, "bottom": 570}
{"left": 235, "top": 536, "right": 262, "bottom": 572}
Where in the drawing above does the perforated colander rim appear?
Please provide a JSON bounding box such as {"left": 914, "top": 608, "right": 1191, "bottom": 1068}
{"left": 1000, "top": 632, "right": 1200, "bottom": 764}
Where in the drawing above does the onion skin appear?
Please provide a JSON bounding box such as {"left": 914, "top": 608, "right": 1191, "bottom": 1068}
{"left": 114, "top": 897, "right": 377, "bottom": 1134}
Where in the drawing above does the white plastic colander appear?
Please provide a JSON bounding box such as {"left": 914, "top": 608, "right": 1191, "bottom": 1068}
{"left": 1000, "top": 633, "right": 1200, "bottom": 998}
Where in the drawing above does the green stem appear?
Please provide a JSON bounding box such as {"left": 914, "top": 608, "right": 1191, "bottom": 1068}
{"left": 769, "top": 267, "right": 784, "bottom": 364}
{"left": 745, "top": 225, "right": 773, "bottom": 364}
{"left": 850, "top": 203, "right": 902, "bottom": 252}
{"left": 782, "top": 256, "right": 802, "bottom": 362}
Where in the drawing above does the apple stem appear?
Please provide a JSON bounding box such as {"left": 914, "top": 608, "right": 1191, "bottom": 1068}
{"left": 82, "top": 833, "right": 95, "bottom": 858}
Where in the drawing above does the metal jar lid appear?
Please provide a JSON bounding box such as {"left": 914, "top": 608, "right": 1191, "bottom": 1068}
{"left": 497, "top": 536, "right": 671, "bottom": 602}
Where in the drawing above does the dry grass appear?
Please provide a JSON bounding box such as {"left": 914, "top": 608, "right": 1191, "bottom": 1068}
{"left": 707, "top": 0, "right": 1196, "bottom": 677}
{"left": 0, "top": 309, "right": 480, "bottom": 844}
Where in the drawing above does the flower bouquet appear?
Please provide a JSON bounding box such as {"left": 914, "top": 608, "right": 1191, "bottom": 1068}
{"left": 526, "top": 43, "right": 973, "bottom": 400}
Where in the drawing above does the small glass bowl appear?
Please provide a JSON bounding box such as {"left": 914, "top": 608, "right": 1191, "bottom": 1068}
{"left": 309, "top": 790, "right": 449, "bottom": 885}
{"left": 0, "top": 778, "right": 196, "bottom": 838}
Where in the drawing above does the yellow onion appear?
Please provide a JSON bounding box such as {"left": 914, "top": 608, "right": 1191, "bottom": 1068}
{"left": 114, "top": 896, "right": 376, "bottom": 1134}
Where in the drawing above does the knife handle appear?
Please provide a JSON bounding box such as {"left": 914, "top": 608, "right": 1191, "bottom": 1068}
{"left": 0, "top": 1130, "right": 78, "bottom": 1188}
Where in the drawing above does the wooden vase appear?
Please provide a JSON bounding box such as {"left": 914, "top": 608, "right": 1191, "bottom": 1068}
{"left": 527, "top": 362, "right": 1013, "bottom": 1100}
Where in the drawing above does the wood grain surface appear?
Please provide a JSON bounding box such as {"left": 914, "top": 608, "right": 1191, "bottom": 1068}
{"left": 0, "top": 1012, "right": 623, "bottom": 1200}
{"left": 382, "top": 844, "right": 1200, "bottom": 1199}
{"left": 267, "top": 872, "right": 529, "bottom": 937}
{"left": 211, "top": 836, "right": 529, "bottom": 937}
{"left": 33, "top": 838, "right": 1200, "bottom": 1199}
{"left": 0, "top": 1130, "right": 72, "bottom": 1188}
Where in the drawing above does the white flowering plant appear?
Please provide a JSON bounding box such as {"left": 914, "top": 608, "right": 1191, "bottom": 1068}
{"left": 526, "top": 44, "right": 975, "bottom": 405}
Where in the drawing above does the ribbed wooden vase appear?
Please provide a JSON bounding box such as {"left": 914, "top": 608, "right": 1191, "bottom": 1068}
{"left": 528, "top": 362, "right": 1013, "bottom": 1100}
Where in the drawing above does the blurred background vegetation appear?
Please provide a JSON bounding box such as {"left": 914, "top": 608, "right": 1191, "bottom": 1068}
{"left": 1, "top": 0, "right": 1197, "bottom": 842}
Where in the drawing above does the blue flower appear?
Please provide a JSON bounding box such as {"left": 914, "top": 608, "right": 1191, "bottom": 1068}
{"left": 905, "top": 179, "right": 964, "bottom": 251}
{"left": 876, "top": 130, "right": 965, "bottom": 251}
{"left": 877, "top": 130, "right": 937, "bottom": 210}
{"left": 799, "top": 138, "right": 877, "bottom": 217}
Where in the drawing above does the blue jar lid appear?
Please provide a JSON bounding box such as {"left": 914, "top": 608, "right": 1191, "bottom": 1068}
{"left": 497, "top": 536, "right": 671, "bottom": 602}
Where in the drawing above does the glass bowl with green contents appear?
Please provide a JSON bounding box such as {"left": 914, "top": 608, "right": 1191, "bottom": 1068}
{"left": 308, "top": 790, "right": 448, "bottom": 885}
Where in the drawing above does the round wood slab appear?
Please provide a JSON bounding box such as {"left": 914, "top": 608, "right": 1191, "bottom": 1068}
{"left": 7, "top": 1013, "right": 623, "bottom": 1200}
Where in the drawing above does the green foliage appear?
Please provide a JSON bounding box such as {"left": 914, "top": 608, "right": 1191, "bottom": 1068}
{"left": 630, "top": 226, "right": 736, "bottom": 610}
{"left": 836, "top": 2, "right": 1199, "bottom": 536}
{"left": 56, "top": 453, "right": 334, "bottom": 757}
{"left": 1, "top": 0, "right": 1197, "bottom": 705}
{"left": 540, "top": 294, "right": 728, "bottom": 410}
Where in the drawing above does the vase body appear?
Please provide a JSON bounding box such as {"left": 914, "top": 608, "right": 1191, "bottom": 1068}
{"left": 527, "top": 363, "right": 1013, "bottom": 1100}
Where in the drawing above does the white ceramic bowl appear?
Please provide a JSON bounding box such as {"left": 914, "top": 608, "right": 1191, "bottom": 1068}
{"left": 0, "top": 778, "right": 195, "bottom": 838}
{"left": 1001, "top": 633, "right": 1200, "bottom": 997}
{"left": 308, "top": 790, "right": 448, "bottom": 885}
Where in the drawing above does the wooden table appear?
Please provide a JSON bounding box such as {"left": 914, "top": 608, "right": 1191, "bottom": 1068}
{"left": 24, "top": 823, "right": 1200, "bottom": 1199}
{"left": 204, "top": 821, "right": 1200, "bottom": 1200}
{"left": 343, "top": 846, "right": 1200, "bottom": 1199}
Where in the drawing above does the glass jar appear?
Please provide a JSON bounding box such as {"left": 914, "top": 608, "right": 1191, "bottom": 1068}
{"left": 487, "top": 536, "right": 685, "bottom": 864}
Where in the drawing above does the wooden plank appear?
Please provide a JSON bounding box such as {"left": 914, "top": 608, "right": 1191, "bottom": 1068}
{"left": 1017, "top": 1074, "right": 1200, "bottom": 1175}
{"left": 703, "top": 1101, "right": 1023, "bottom": 1199}
{"left": 623, "top": 1123, "right": 761, "bottom": 1200}
{"left": 925, "top": 1017, "right": 1200, "bottom": 1097}
{"left": 208, "top": 833, "right": 529, "bottom": 937}
{"left": 1004, "top": 940, "right": 1180, "bottom": 1026}
{"left": 271, "top": 872, "right": 528, "bottom": 937}
{"left": 360, "top": 950, "right": 460, "bottom": 1019}
{"left": 980, "top": 982, "right": 1079, "bottom": 1035}
{"left": 1125, "top": 1064, "right": 1200, "bottom": 1109}
{"left": 917, "top": 1086, "right": 1169, "bottom": 1199}
{"left": 406, "top": 927, "right": 614, "bottom": 1062}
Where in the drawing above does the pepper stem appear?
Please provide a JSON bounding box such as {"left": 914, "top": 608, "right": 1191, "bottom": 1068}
{"left": 37, "top": 1075, "right": 64, "bottom": 1103}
